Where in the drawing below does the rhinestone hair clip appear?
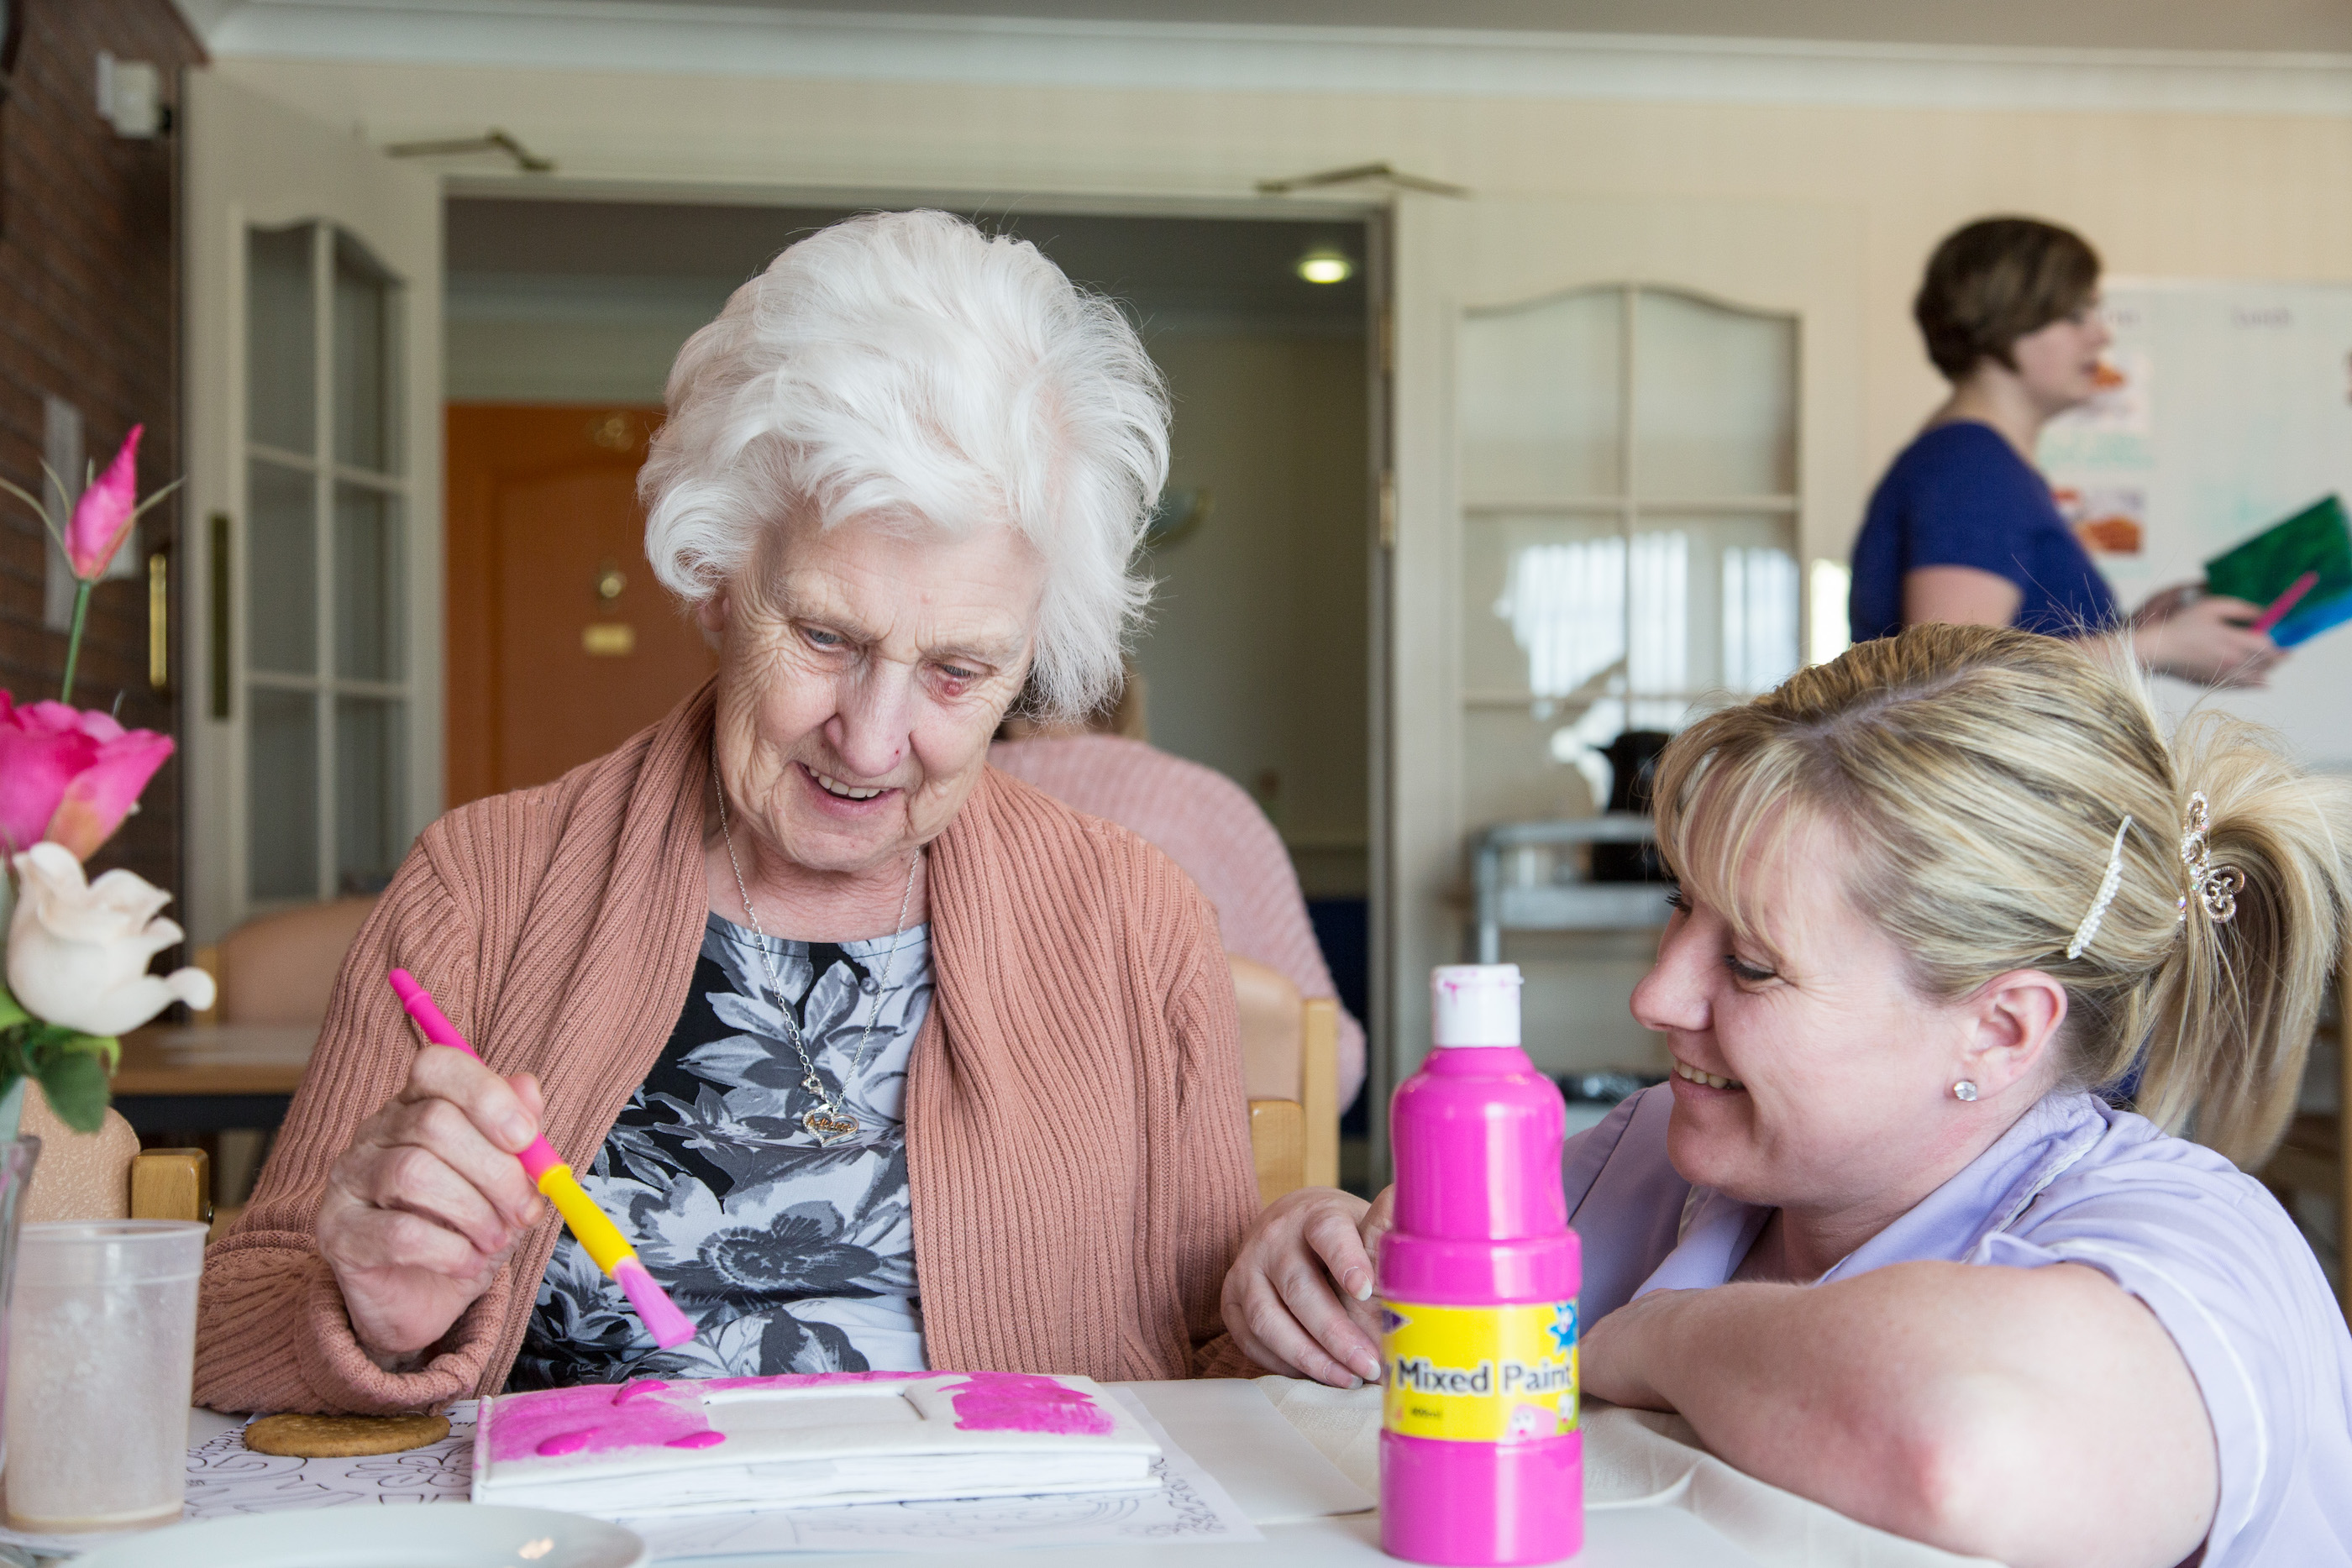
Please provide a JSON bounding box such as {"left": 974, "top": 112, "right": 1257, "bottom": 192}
{"left": 2177, "top": 791, "right": 2244, "bottom": 927}
{"left": 2066, "top": 815, "right": 2133, "bottom": 960}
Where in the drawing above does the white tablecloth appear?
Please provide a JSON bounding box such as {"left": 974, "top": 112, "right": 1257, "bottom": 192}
{"left": 1254, "top": 1378, "right": 2002, "bottom": 1568}
{"left": 160, "top": 1383, "right": 1996, "bottom": 1567}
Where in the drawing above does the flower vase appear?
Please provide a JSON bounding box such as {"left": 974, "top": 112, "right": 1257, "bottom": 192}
{"left": 0, "top": 1135, "right": 39, "bottom": 1476}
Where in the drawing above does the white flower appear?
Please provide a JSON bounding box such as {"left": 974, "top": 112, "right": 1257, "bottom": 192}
{"left": 8, "top": 842, "right": 216, "bottom": 1036}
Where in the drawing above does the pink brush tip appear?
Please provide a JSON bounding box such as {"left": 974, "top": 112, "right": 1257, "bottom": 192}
{"left": 614, "top": 1258, "right": 695, "bottom": 1349}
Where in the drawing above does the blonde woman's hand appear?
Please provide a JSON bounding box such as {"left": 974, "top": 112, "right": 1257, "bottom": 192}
{"left": 2132, "top": 590, "right": 2284, "bottom": 688}
{"left": 316, "top": 1049, "right": 549, "bottom": 1366}
{"left": 1221, "top": 1185, "right": 1393, "bottom": 1387}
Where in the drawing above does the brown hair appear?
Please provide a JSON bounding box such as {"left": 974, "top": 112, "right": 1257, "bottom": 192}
{"left": 1653, "top": 624, "right": 2352, "bottom": 1168}
{"left": 1914, "top": 218, "right": 2102, "bottom": 381}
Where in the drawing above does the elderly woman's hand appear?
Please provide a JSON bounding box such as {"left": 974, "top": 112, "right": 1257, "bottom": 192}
{"left": 316, "top": 1049, "right": 549, "bottom": 1366}
{"left": 1221, "top": 1185, "right": 1393, "bottom": 1387}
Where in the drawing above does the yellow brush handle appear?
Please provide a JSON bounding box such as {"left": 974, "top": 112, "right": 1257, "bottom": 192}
{"left": 538, "top": 1163, "right": 638, "bottom": 1276}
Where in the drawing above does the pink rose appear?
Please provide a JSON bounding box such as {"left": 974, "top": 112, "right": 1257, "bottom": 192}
{"left": 0, "top": 691, "right": 173, "bottom": 860}
{"left": 65, "top": 425, "right": 142, "bottom": 580}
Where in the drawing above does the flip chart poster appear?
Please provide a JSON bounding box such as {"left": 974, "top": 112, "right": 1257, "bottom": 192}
{"left": 2040, "top": 281, "right": 2352, "bottom": 767}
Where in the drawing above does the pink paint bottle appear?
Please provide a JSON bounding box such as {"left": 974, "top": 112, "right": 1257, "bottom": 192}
{"left": 1379, "top": 964, "right": 1581, "bottom": 1565}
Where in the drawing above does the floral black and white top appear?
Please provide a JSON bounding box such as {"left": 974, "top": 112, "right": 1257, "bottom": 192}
{"left": 510, "top": 914, "right": 932, "bottom": 1389}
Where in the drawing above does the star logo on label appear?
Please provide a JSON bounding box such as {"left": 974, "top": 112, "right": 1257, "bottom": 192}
{"left": 1379, "top": 1306, "right": 1410, "bottom": 1335}
{"left": 1548, "top": 1303, "right": 1577, "bottom": 1356}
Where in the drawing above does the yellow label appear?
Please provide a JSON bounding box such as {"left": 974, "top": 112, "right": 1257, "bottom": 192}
{"left": 1380, "top": 1299, "right": 1578, "bottom": 1444}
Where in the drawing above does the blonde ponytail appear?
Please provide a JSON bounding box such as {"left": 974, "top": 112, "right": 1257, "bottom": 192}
{"left": 1653, "top": 623, "right": 2352, "bottom": 1169}
{"left": 2135, "top": 711, "right": 2349, "bottom": 1162}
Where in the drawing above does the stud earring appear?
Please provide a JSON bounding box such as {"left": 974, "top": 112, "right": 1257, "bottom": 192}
{"left": 1952, "top": 1081, "right": 1980, "bottom": 1103}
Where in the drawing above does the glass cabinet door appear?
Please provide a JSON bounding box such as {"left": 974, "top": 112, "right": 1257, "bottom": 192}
{"left": 241, "top": 222, "right": 411, "bottom": 905}
{"left": 1457, "top": 285, "right": 1799, "bottom": 832}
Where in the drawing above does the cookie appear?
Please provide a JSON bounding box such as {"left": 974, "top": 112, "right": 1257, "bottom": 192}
{"left": 243, "top": 1411, "right": 452, "bottom": 1457}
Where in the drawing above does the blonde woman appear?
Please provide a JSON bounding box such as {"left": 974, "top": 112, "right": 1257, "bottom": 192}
{"left": 1223, "top": 625, "right": 2352, "bottom": 1568}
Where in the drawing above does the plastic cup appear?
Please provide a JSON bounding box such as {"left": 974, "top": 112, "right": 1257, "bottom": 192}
{"left": 3, "top": 1220, "right": 207, "bottom": 1533}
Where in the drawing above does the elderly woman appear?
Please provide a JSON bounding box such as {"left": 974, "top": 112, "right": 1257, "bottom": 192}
{"left": 1226, "top": 625, "right": 2352, "bottom": 1567}
{"left": 196, "top": 211, "right": 1257, "bottom": 1411}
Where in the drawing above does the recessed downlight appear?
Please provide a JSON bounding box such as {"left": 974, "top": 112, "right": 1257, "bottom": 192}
{"left": 1296, "top": 247, "right": 1355, "bottom": 285}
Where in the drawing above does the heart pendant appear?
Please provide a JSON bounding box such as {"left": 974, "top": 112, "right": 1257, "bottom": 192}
{"left": 803, "top": 1108, "right": 860, "bottom": 1146}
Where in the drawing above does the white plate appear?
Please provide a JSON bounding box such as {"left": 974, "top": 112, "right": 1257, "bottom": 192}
{"left": 66, "top": 1504, "right": 647, "bottom": 1568}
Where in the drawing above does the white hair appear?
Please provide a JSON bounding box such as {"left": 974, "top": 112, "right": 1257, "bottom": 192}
{"left": 640, "top": 209, "right": 1168, "bottom": 721}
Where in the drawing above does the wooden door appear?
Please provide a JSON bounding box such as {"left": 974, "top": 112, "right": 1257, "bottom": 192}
{"left": 444, "top": 406, "right": 717, "bottom": 806}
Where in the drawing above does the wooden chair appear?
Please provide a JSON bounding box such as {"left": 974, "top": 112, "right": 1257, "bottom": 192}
{"left": 181, "top": 894, "right": 379, "bottom": 1218}
{"left": 18, "top": 1083, "right": 212, "bottom": 1229}
{"left": 197, "top": 894, "right": 381, "bottom": 1025}
{"left": 2258, "top": 948, "right": 2352, "bottom": 1320}
{"left": 1231, "top": 955, "right": 1341, "bottom": 1207}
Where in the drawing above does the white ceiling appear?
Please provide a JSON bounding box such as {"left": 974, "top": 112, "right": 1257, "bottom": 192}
{"left": 178, "top": 1, "right": 2352, "bottom": 124}
{"left": 177, "top": 0, "right": 2352, "bottom": 58}
{"left": 530, "top": 0, "right": 2352, "bottom": 55}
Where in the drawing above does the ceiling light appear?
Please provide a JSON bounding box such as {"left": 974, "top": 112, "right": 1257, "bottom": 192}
{"left": 1296, "top": 248, "right": 1354, "bottom": 285}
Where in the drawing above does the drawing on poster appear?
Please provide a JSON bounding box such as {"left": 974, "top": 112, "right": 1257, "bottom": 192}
{"left": 2034, "top": 280, "right": 2352, "bottom": 764}
{"left": 2054, "top": 485, "right": 2147, "bottom": 557}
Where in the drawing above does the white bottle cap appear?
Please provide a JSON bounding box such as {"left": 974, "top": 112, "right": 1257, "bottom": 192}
{"left": 1431, "top": 964, "right": 1522, "bottom": 1048}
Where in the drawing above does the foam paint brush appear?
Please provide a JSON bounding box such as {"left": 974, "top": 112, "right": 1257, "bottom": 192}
{"left": 2249, "top": 569, "right": 2321, "bottom": 637}
{"left": 387, "top": 968, "right": 695, "bottom": 1350}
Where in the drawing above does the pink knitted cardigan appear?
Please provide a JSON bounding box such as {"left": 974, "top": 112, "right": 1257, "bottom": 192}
{"left": 194, "top": 684, "right": 1259, "bottom": 1413}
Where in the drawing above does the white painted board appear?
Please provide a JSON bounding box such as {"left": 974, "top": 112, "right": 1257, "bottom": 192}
{"left": 2040, "top": 279, "right": 2352, "bottom": 768}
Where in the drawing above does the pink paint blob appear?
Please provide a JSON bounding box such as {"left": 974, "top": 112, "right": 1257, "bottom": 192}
{"left": 491, "top": 1371, "right": 1116, "bottom": 1464}
{"left": 491, "top": 1372, "right": 916, "bottom": 1465}
{"left": 486, "top": 1382, "right": 713, "bottom": 1463}
{"left": 946, "top": 1372, "right": 1112, "bottom": 1436}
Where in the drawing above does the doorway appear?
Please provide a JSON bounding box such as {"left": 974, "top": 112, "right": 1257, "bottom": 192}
{"left": 444, "top": 404, "right": 716, "bottom": 803}
{"left": 444, "top": 195, "right": 1381, "bottom": 1125}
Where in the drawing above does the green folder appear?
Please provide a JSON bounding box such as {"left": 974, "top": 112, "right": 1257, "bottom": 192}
{"left": 2203, "top": 494, "right": 2352, "bottom": 648}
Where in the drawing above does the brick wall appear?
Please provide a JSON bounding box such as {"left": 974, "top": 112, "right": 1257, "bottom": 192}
{"left": 0, "top": 2, "right": 202, "bottom": 900}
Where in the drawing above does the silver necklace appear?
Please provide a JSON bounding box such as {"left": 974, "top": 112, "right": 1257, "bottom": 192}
{"left": 713, "top": 757, "right": 921, "bottom": 1148}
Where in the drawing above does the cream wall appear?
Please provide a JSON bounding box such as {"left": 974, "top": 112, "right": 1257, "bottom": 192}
{"left": 223, "top": 60, "right": 2352, "bottom": 550}
{"left": 1140, "top": 332, "right": 1371, "bottom": 897}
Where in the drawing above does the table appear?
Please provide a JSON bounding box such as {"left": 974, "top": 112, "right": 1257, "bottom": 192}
{"left": 110, "top": 1024, "right": 314, "bottom": 1134}
{"left": 157, "top": 1378, "right": 1992, "bottom": 1568}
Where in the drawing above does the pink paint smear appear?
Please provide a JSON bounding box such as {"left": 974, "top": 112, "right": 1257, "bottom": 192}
{"left": 489, "top": 1371, "right": 920, "bottom": 1463}
{"left": 489, "top": 1370, "right": 1111, "bottom": 1462}
{"left": 946, "top": 1372, "right": 1112, "bottom": 1435}
{"left": 489, "top": 1382, "right": 716, "bottom": 1463}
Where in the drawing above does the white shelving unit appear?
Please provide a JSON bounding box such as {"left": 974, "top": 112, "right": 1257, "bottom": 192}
{"left": 1472, "top": 815, "right": 1670, "bottom": 964}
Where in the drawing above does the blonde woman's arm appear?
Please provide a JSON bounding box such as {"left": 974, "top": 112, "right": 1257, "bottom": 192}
{"left": 1580, "top": 1261, "right": 2214, "bottom": 1568}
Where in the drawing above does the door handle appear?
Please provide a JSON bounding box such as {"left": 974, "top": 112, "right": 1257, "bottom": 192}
{"left": 208, "top": 511, "right": 231, "bottom": 720}
{"left": 147, "top": 548, "right": 168, "bottom": 693}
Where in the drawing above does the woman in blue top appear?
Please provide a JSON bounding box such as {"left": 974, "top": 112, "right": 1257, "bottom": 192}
{"left": 1850, "top": 217, "right": 2280, "bottom": 688}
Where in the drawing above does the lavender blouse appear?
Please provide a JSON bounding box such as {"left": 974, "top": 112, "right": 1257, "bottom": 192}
{"left": 1566, "top": 1086, "right": 2352, "bottom": 1566}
